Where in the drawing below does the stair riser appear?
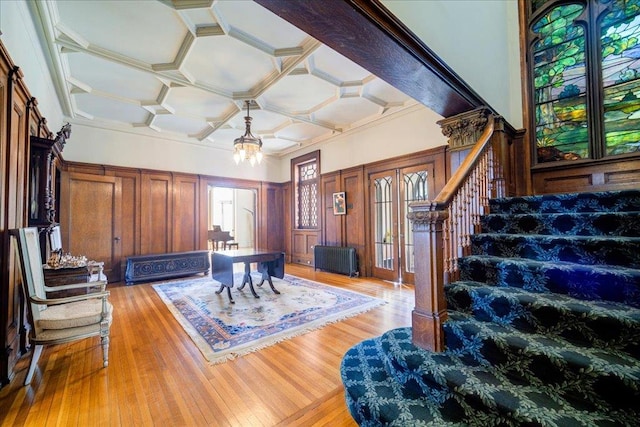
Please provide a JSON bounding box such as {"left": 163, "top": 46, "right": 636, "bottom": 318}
{"left": 443, "top": 321, "right": 640, "bottom": 412}
{"left": 445, "top": 283, "right": 640, "bottom": 359}
{"left": 481, "top": 213, "right": 640, "bottom": 237}
{"left": 458, "top": 257, "right": 640, "bottom": 307}
{"left": 471, "top": 235, "right": 640, "bottom": 269}
{"left": 489, "top": 190, "right": 640, "bottom": 215}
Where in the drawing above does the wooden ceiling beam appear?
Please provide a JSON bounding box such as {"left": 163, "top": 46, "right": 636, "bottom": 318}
{"left": 254, "top": 0, "right": 491, "bottom": 119}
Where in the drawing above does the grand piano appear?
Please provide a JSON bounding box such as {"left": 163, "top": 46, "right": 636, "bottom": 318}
{"left": 208, "top": 227, "right": 236, "bottom": 250}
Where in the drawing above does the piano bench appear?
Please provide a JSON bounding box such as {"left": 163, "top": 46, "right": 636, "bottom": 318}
{"left": 225, "top": 242, "right": 239, "bottom": 250}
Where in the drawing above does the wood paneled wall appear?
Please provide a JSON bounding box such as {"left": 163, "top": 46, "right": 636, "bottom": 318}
{"left": 0, "top": 42, "right": 51, "bottom": 387}
{"left": 531, "top": 157, "right": 640, "bottom": 194}
{"left": 303, "top": 146, "right": 448, "bottom": 278}
{"left": 61, "top": 162, "right": 286, "bottom": 283}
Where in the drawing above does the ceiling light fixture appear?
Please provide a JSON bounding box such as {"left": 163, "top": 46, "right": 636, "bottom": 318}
{"left": 233, "top": 100, "right": 263, "bottom": 166}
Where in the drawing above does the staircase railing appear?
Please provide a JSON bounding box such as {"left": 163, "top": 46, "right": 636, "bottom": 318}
{"left": 408, "top": 113, "right": 504, "bottom": 352}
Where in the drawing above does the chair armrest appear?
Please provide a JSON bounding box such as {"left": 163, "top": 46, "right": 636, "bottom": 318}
{"left": 31, "top": 290, "right": 110, "bottom": 306}
{"left": 44, "top": 280, "right": 107, "bottom": 292}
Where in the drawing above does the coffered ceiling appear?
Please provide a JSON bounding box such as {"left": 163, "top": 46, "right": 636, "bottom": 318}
{"left": 29, "top": 0, "right": 420, "bottom": 158}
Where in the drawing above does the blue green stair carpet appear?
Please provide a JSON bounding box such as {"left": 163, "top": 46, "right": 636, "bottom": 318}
{"left": 340, "top": 190, "right": 640, "bottom": 426}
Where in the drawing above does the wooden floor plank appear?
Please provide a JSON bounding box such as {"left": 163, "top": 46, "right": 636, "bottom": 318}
{"left": 0, "top": 264, "right": 414, "bottom": 426}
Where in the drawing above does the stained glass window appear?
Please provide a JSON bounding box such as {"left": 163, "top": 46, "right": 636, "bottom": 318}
{"left": 529, "top": 0, "right": 640, "bottom": 163}
{"left": 532, "top": 0, "right": 549, "bottom": 14}
{"left": 602, "top": 0, "right": 640, "bottom": 155}
{"left": 533, "top": 4, "right": 588, "bottom": 162}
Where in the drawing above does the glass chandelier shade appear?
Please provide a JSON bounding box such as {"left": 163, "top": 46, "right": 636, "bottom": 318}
{"left": 233, "top": 100, "right": 263, "bottom": 166}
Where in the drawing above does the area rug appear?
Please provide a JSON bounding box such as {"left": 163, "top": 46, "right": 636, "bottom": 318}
{"left": 152, "top": 273, "right": 386, "bottom": 364}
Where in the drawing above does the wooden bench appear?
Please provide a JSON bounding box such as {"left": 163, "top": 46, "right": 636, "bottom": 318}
{"left": 125, "top": 251, "right": 210, "bottom": 285}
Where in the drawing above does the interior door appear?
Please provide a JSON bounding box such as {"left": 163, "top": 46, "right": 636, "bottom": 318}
{"left": 60, "top": 172, "right": 122, "bottom": 282}
{"left": 370, "top": 165, "right": 433, "bottom": 284}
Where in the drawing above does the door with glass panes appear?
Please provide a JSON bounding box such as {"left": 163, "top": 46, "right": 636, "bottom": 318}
{"left": 370, "top": 164, "right": 433, "bottom": 284}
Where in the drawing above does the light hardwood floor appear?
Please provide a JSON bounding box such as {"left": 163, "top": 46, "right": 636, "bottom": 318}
{"left": 0, "top": 264, "right": 414, "bottom": 426}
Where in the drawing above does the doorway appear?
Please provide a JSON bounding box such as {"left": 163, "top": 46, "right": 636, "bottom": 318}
{"left": 370, "top": 164, "right": 433, "bottom": 284}
{"left": 207, "top": 186, "right": 257, "bottom": 249}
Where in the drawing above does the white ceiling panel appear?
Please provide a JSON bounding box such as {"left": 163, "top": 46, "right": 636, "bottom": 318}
{"left": 314, "top": 98, "right": 383, "bottom": 127}
{"left": 73, "top": 94, "right": 149, "bottom": 124}
{"left": 310, "top": 45, "right": 371, "bottom": 83}
{"left": 265, "top": 74, "right": 337, "bottom": 113}
{"left": 67, "top": 53, "right": 163, "bottom": 100}
{"left": 276, "top": 122, "right": 330, "bottom": 142}
{"left": 32, "top": 0, "right": 420, "bottom": 159}
{"left": 164, "top": 87, "right": 234, "bottom": 119}
{"left": 152, "top": 114, "right": 208, "bottom": 135}
{"left": 56, "top": 0, "right": 187, "bottom": 65}
{"left": 364, "top": 79, "right": 414, "bottom": 104}
{"left": 214, "top": 0, "right": 309, "bottom": 49}
{"left": 184, "top": 36, "right": 275, "bottom": 92}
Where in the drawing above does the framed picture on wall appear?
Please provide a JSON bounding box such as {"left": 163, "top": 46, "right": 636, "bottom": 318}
{"left": 333, "top": 192, "right": 346, "bottom": 215}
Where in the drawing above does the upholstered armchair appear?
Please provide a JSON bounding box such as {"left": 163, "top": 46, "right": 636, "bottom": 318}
{"left": 10, "top": 227, "right": 113, "bottom": 385}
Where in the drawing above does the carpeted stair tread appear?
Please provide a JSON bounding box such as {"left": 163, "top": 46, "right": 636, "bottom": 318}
{"left": 458, "top": 255, "right": 640, "bottom": 307}
{"left": 471, "top": 233, "right": 640, "bottom": 268}
{"left": 481, "top": 211, "right": 640, "bottom": 237}
{"left": 342, "top": 333, "right": 622, "bottom": 427}
{"left": 341, "top": 336, "right": 472, "bottom": 426}
{"left": 442, "top": 312, "right": 640, "bottom": 416}
{"left": 341, "top": 190, "right": 640, "bottom": 426}
{"left": 489, "top": 190, "right": 640, "bottom": 215}
{"left": 445, "top": 280, "right": 640, "bottom": 358}
{"left": 374, "top": 328, "right": 631, "bottom": 426}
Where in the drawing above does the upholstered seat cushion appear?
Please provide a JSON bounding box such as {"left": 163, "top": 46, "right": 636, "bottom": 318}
{"left": 37, "top": 299, "right": 113, "bottom": 330}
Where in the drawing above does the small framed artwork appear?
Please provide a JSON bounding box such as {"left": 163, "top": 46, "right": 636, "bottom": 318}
{"left": 333, "top": 192, "right": 346, "bottom": 215}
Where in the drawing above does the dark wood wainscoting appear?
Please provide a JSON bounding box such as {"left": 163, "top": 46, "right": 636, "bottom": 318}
{"left": 532, "top": 156, "right": 640, "bottom": 194}
{"left": 61, "top": 162, "right": 287, "bottom": 283}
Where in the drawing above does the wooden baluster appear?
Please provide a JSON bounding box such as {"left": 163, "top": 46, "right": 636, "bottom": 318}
{"left": 443, "top": 212, "right": 452, "bottom": 282}
{"left": 455, "top": 195, "right": 463, "bottom": 280}
{"left": 471, "top": 165, "right": 480, "bottom": 235}
{"left": 480, "top": 149, "right": 489, "bottom": 213}
{"left": 463, "top": 179, "right": 471, "bottom": 252}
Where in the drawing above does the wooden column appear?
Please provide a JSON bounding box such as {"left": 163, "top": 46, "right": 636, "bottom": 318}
{"left": 407, "top": 203, "right": 448, "bottom": 352}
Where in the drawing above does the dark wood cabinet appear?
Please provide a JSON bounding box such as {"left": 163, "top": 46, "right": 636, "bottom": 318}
{"left": 0, "top": 41, "right": 52, "bottom": 388}
{"left": 28, "top": 123, "right": 69, "bottom": 228}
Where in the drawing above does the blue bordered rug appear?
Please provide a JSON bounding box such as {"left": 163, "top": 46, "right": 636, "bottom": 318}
{"left": 153, "top": 273, "right": 386, "bottom": 364}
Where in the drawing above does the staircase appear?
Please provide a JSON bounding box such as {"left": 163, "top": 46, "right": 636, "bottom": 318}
{"left": 341, "top": 190, "right": 640, "bottom": 426}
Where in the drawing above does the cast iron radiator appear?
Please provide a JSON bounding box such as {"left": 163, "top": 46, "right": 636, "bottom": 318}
{"left": 313, "top": 245, "right": 358, "bottom": 277}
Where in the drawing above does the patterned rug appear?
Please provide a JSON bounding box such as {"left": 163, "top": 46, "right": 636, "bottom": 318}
{"left": 153, "top": 273, "right": 385, "bottom": 364}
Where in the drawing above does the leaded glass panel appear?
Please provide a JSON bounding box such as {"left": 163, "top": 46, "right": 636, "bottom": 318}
{"left": 374, "top": 176, "right": 394, "bottom": 271}
{"left": 297, "top": 160, "right": 318, "bottom": 229}
{"left": 533, "top": 3, "right": 589, "bottom": 162}
{"left": 532, "top": 0, "right": 549, "bottom": 14}
{"left": 403, "top": 171, "right": 428, "bottom": 274}
{"left": 601, "top": 0, "right": 640, "bottom": 155}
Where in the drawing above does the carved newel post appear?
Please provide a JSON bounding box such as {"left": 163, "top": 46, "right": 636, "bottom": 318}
{"left": 407, "top": 201, "right": 448, "bottom": 352}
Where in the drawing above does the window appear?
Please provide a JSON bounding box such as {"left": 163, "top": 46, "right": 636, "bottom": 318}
{"left": 291, "top": 151, "right": 320, "bottom": 229}
{"left": 528, "top": 0, "right": 640, "bottom": 163}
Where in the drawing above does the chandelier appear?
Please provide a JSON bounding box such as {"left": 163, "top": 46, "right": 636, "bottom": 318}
{"left": 233, "top": 100, "right": 263, "bottom": 166}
